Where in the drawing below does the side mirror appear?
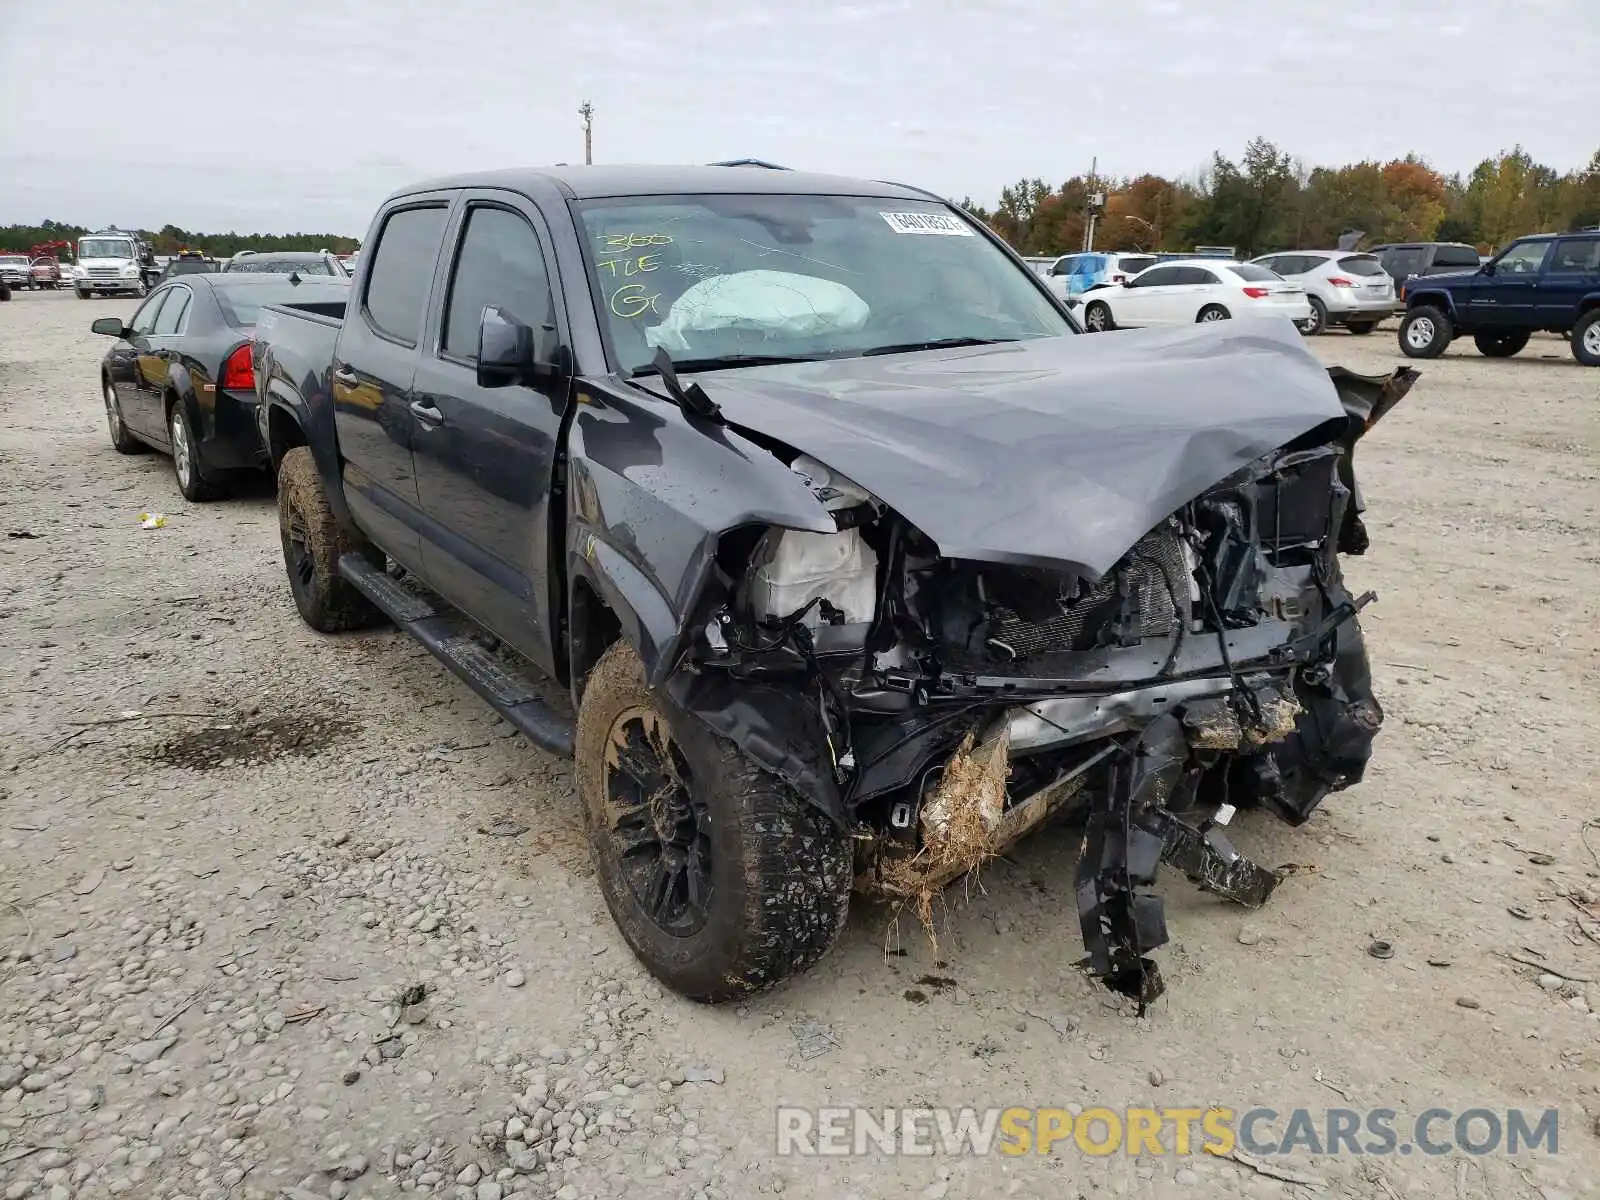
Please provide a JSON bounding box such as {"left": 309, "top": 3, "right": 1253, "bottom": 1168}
{"left": 91, "top": 317, "right": 128, "bottom": 338}
{"left": 1478, "top": 262, "right": 1495, "bottom": 276}
{"left": 476, "top": 305, "right": 563, "bottom": 388}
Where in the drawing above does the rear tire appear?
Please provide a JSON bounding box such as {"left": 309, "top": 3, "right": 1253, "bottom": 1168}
{"left": 1345, "top": 321, "right": 1378, "bottom": 335}
{"left": 1473, "top": 331, "right": 1530, "bottom": 358}
{"left": 1082, "top": 300, "right": 1114, "bottom": 332}
{"left": 1572, "top": 309, "right": 1600, "bottom": 367}
{"left": 1197, "top": 304, "right": 1231, "bottom": 323}
{"left": 1399, "top": 306, "right": 1451, "bottom": 358}
{"left": 577, "top": 641, "right": 852, "bottom": 1003}
{"left": 276, "top": 446, "right": 385, "bottom": 632}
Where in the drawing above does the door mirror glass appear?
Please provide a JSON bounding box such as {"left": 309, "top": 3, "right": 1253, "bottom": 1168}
{"left": 91, "top": 317, "right": 127, "bottom": 337}
{"left": 476, "top": 305, "right": 560, "bottom": 388}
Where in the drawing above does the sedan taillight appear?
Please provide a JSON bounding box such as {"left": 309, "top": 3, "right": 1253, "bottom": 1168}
{"left": 220, "top": 343, "right": 254, "bottom": 391}
{"left": 1241, "top": 286, "right": 1271, "bottom": 299}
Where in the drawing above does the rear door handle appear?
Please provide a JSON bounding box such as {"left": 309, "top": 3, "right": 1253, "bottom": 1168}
{"left": 332, "top": 366, "right": 359, "bottom": 387}
{"left": 409, "top": 399, "right": 444, "bottom": 427}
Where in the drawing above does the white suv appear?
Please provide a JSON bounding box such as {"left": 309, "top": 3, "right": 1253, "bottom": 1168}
{"left": 1249, "top": 251, "right": 1396, "bottom": 335}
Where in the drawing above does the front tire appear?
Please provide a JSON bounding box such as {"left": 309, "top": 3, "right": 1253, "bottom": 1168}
{"left": 76, "top": 289, "right": 90, "bottom": 300}
{"left": 1197, "top": 304, "right": 1231, "bottom": 323}
{"left": 1399, "top": 306, "right": 1451, "bottom": 358}
{"left": 1572, "top": 309, "right": 1600, "bottom": 367}
{"left": 577, "top": 641, "right": 852, "bottom": 1002}
{"left": 1473, "top": 331, "right": 1529, "bottom": 358}
{"left": 103, "top": 378, "right": 143, "bottom": 454}
{"left": 1082, "top": 300, "right": 1114, "bottom": 332}
{"left": 276, "top": 447, "right": 385, "bottom": 632}
{"left": 167, "top": 400, "right": 224, "bottom": 502}
{"left": 1297, "top": 297, "right": 1327, "bottom": 336}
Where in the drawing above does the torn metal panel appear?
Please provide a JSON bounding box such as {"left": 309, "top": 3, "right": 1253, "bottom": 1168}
{"left": 638, "top": 320, "right": 1348, "bottom": 580}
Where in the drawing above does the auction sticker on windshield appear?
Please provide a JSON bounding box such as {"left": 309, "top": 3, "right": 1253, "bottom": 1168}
{"left": 879, "top": 211, "right": 974, "bottom": 236}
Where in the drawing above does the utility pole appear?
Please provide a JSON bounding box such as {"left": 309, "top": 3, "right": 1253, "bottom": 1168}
{"left": 578, "top": 102, "right": 594, "bottom": 165}
{"left": 1083, "top": 156, "right": 1105, "bottom": 252}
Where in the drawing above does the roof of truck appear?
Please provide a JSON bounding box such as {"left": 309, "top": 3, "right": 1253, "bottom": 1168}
{"left": 389, "top": 164, "right": 936, "bottom": 203}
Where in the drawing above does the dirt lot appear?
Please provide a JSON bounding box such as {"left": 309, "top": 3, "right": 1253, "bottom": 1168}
{"left": 1, "top": 289, "right": 1596, "bottom": 1200}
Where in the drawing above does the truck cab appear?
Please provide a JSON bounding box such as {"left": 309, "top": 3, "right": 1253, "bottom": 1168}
{"left": 73, "top": 231, "right": 157, "bottom": 299}
{"left": 1397, "top": 231, "right": 1600, "bottom": 365}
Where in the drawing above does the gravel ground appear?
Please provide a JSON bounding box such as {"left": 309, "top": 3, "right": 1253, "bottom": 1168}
{"left": 1, "top": 290, "right": 1597, "bottom": 1200}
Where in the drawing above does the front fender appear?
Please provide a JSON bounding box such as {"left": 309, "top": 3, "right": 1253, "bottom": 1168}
{"left": 564, "top": 386, "right": 835, "bottom": 689}
{"left": 1407, "top": 289, "right": 1457, "bottom": 318}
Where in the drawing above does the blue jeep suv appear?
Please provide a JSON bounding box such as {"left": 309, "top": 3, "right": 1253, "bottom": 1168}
{"left": 1397, "top": 231, "right": 1600, "bottom": 366}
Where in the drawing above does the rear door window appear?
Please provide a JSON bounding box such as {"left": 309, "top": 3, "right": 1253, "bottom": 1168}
{"left": 1548, "top": 238, "right": 1600, "bottom": 273}
{"left": 152, "top": 285, "right": 192, "bottom": 335}
{"left": 1129, "top": 265, "right": 1182, "bottom": 287}
{"left": 363, "top": 204, "right": 450, "bottom": 345}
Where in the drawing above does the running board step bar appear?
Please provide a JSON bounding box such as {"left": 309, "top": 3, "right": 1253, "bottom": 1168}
{"left": 337, "top": 553, "right": 575, "bottom": 758}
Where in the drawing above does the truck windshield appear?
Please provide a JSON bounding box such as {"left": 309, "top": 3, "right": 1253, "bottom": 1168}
{"left": 79, "top": 239, "right": 134, "bottom": 259}
{"left": 576, "top": 194, "right": 1070, "bottom": 374}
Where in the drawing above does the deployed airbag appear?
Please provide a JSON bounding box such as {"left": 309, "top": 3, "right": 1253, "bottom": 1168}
{"left": 644, "top": 270, "right": 870, "bottom": 353}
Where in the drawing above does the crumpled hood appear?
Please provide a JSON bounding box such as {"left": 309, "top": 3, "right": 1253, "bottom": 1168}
{"left": 667, "top": 320, "right": 1348, "bottom": 579}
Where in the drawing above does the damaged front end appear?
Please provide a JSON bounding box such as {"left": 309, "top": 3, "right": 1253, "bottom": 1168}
{"left": 664, "top": 364, "right": 1417, "bottom": 1007}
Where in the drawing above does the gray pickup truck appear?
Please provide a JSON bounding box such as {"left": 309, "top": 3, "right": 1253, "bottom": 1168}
{"left": 251, "top": 163, "right": 1415, "bottom": 1007}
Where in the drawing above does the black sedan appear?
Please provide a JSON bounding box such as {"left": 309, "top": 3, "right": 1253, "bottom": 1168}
{"left": 92, "top": 274, "right": 348, "bottom": 501}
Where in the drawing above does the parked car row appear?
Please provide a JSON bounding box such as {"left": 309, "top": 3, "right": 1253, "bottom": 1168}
{"left": 69, "top": 162, "right": 1420, "bottom": 1012}
{"left": 1067, "top": 259, "right": 1313, "bottom": 331}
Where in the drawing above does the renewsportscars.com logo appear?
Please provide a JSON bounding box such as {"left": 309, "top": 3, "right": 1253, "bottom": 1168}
{"left": 775, "top": 1106, "right": 1561, "bottom": 1158}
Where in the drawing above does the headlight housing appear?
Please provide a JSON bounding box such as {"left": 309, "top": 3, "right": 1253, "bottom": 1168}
{"left": 120, "top": 265, "right": 137, "bottom": 277}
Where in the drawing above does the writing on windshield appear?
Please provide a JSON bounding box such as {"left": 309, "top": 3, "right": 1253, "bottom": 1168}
{"left": 577, "top": 195, "right": 1069, "bottom": 373}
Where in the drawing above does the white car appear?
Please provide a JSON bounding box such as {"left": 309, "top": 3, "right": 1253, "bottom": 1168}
{"left": 1074, "top": 260, "right": 1311, "bottom": 332}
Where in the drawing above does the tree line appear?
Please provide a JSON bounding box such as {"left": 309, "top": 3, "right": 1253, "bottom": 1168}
{"left": 0, "top": 219, "right": 359, "bottom": 258}
{"left": 962, "top": 140, "right": 1600, "bottom": 259}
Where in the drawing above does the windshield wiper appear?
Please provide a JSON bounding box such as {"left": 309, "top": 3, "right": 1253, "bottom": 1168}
{"left": 632, "top": 353, "right": 821, "bottom": 376}
{"left": 861, "top": 336, "right": 1016, "bottom": 357}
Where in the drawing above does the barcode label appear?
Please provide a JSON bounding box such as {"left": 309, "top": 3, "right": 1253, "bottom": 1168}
{"left": 879, "top": 211, "right": 975, "bottom": 236}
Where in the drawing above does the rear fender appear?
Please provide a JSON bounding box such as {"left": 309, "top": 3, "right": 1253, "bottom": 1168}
{"left": 261, "top": 378, "right": 354, "bottom": 530}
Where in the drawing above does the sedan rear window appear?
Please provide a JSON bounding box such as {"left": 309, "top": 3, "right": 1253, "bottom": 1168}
{"left": 1228, "top": 263, "right": 1280, "bottom": 282}
{"left": 228, "top": 258, "right": 336, "bottom": 275}
{"left": 1336, "top": 255, "right": 1386, "bottom": 276}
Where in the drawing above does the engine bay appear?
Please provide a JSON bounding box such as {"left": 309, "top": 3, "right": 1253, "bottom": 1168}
{"left": 663, "top": 366, "right": 1415, "bottom": 1006}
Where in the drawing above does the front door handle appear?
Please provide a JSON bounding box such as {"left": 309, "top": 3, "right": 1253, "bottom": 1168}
{"left": 409, "top": 399, "right": 444, "bottom": 427}
{"left": 332, "top": 366, "right": 359, "bottom": 387}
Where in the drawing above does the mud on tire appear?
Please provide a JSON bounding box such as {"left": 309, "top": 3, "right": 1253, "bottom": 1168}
{"left": 276, "top": 446, "right": 385, "bottom": 632}
{"left": 576, "top": 641, "right": 852, "bottom": 1002}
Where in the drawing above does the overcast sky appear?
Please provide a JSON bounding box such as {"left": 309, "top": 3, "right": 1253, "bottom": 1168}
{"left": 2, "top": 0, "right": 1595, "bottom": 236}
